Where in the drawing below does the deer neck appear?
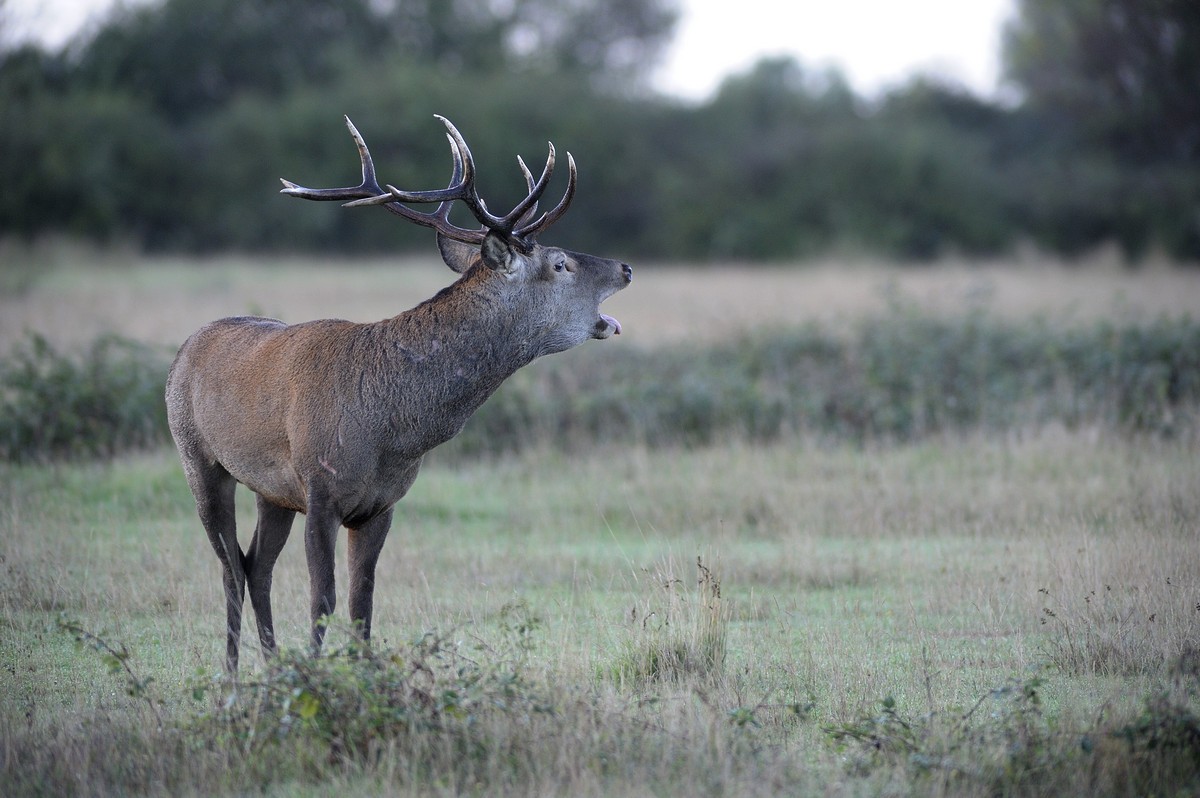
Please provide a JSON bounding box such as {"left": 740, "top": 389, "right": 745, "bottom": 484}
{"left": 384, "top": 267, "right": 543, "bottom": 401}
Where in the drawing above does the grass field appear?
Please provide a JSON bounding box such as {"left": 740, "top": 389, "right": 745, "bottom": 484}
{"left": 1, "top": 247, "right": 1199, "bottom": 795}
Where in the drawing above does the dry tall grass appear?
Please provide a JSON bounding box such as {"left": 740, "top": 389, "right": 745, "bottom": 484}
{"left": 2, "top": 243, "right": 1198, "bottom": 352}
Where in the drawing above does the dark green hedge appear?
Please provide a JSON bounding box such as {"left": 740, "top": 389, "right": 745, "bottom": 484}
{"left": 2, "top": 313, "right": 1197, "bottom": 463}
{"left": 0, "top": 334, "right": 170, "bottom": 462}
{"left": 454, "top": 312, "right": 1200, "bottom": 454}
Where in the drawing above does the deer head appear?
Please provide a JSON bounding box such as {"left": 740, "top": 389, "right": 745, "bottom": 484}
{"left": 281, "top": 116, "right": 629, "bottom": 350}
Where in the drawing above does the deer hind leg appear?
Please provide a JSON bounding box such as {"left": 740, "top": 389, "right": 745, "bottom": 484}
{"left": 347, "top": 507, "right": 395, "bottom": 644}
{"left": 245, "top": 495, "right": 296, "bottom": 662}
{"left": 303, "top": 491, "right": 342, "bottom": 654}
{"left": 187, "top": 463, "right": 244, "bottom": 674}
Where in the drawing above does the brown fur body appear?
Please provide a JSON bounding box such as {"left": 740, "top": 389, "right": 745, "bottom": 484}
{"left": 167, "top": 234, "right": 630, "bottom": 671}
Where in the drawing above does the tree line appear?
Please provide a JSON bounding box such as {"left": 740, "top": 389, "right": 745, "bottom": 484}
{"left": 1, "top": 0, "right": 1197, "bottom": 262}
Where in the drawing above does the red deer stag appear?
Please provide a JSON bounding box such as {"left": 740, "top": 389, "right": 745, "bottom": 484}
{"left": 166, "top": 115, "right": 631, "bottom": 672}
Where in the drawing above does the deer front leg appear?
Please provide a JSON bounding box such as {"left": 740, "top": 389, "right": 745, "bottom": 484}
{"left": 347, "top": 507, "right": 394, "bottom": 643}
{"left": 304, "top": 493, "right": 341, "bottom": 654}
{"left": 245, "top": 495, "right": 296, "bottom": 661}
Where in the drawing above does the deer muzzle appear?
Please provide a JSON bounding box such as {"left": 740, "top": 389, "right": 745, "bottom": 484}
{"left": 592, "top": 262, "right": 632, "bottom": 339}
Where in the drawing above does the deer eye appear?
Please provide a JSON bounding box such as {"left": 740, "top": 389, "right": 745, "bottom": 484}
{"left": 553, "top": 260, "right": 565, "bottom": 272}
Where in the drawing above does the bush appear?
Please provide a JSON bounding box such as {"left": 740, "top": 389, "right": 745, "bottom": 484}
{"left": 455, "top": 311, "right": 1200, "bottom": 454}
{"left": 0, "top": 333, "right": 171, "bottom": 462}
{"left": 28, "top": 611, "right": 787, "bottom": 796}
{"left": 824, "top": 666, "right": 1200, "bottom": 796}
{"left": 190, "top": 608, "right": 551, "bottom": 775}
{"left": 608, "top": 556, "right": 729, "bottom": 686}
{"left": 2, "top": 312, "right": 1198, "bottom": 463}
{"left": 41, "top": 618, "right": 1199, "bottom": 797}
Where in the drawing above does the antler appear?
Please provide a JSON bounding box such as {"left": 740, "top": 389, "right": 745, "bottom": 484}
{"left": 280, "top": 115, "right": 576, "bottom": 248}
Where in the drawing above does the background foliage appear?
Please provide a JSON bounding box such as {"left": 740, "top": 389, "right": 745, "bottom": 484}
{"left": 2, "top": 0, "right": 1198, "bottom": 261}
{"left": 3, "top": 311, "right": 1197, "bottom": 464}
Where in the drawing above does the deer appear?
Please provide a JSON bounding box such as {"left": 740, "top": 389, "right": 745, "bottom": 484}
{"left": 165, "top": 115, "right": 631, "bottom": 673}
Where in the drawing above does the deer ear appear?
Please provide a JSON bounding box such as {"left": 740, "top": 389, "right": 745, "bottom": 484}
{"left": 437, "top": 233, "right": 479, "bottom": 274}
{"left": 479, "top": 231, "right": 521, "bottom": 276}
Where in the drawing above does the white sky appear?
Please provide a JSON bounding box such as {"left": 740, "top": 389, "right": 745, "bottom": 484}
{"left": 658, "top": 0, "right": 1015, "bottom": 100}
{"left": 5, "top": 0, "right": 1016, "bottom": 100}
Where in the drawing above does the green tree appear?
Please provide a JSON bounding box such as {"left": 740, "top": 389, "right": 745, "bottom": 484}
{"left": 380, "top": 0, "right": 678, "bottom": 87}
{"left": 1004, "top": 0, "right": 1200, "bottom": 164}
{"left": 500, "top": 0, "right": 679, "bottom": 86}
{"left": 74, "top": 0, "right": 388, "bottom": 122}
{"left": 0, "top": 0, "right": 679, "bottom": 250}
{"left": 70, "top": 0, "right": 678, "bottom": 122}
{"left": 1004, "top": 0, "right": 1200, "bottom": 257}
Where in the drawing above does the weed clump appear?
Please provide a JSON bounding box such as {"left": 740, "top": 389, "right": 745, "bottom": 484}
{"left": 825, "top": 662, "right": 1200, "bottom": 796}
{"left": 1038, "top": 583, "right": 1198, "bottom": 677}
{"left": 609, "top": 556, "right": 729, "bottom": 686}
{"left": 191, "top": 625, "right": 550, "bottom": 774}
{"left": 1111, "top": 649, "right": 1200, "bottom": 787}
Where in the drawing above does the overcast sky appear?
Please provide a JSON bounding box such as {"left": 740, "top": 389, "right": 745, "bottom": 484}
{"left": 6, "top": 0, "right": 1016, "bottom": 100}
{"left": 659, "top": 0, "right": 1015, "bottom": 99}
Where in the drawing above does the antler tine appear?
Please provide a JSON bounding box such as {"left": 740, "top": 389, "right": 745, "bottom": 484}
{"left": 282, "top": 114, "right": 577, "bottom": 247}
{"left": 347, "top": 116, "right": 379, "bottom": 193}
{"left": 425, "top": 115, "right": 558, "bottom": 242}
{"left": 281, "top": 115, "right": 463, "bottom": 208}
{"left": 430, "top": 116, "right": 517, "bottom": 234}
{"left": 434, "top": 115, "right": 475, "bottom": 197}
{"left": 340, "top": 116, "right": 487, "bottom": 243}
{"left": 279, "top": 115, "right": 387, "bottom": 202}
{"left": 329, "top": 117, "right": 486, "bottom": 243}
{"left": 515, "top": 151, "right": 576, "bottom": 241}
{"left": 513, "top": 155, "right": 540, "bottom": 229}
{"left": 498, "top": 144, "right": 555, "bottom": 232}
{"left": 428, "top": 128, "right": 486, "bottom": 243}
{"left": 347, "top": 120, "right": 475, "bottom": 207}
{"left": 517, "top": 156, "right": 536, "bottom": 190}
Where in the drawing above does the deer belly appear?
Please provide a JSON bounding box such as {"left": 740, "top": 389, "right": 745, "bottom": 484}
{"left": 224, "top": 458, "right": 308, "bottom": 513}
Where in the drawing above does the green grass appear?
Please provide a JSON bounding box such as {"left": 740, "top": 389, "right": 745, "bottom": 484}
{"left": 3, "top": 432, "right": 1198, "bottom": 795}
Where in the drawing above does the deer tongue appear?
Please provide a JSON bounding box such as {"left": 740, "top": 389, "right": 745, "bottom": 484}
{"left": 601, "top": 313, "right": 622, "bottom": 335}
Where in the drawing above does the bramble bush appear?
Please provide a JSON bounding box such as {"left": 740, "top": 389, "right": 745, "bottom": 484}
{"left": 0, "top": 333, "right": 169, "bottom": 462}
{"left": 2, "top": 311, "right": 1198, "bottom": 463}
{"left": 460, "top": 310, "right": 1200, "bottom": 453}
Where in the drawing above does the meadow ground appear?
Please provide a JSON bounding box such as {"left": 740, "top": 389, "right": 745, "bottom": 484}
{"left": 1, "top": 246, "right": 1198, "bottom": 795}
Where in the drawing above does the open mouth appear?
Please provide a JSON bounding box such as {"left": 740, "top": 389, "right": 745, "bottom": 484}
{"left": 594, "top": 264, "right": 630, "bottom": 339}
{"left": 594, "top": 313, "right": 622, "bottom": 339}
